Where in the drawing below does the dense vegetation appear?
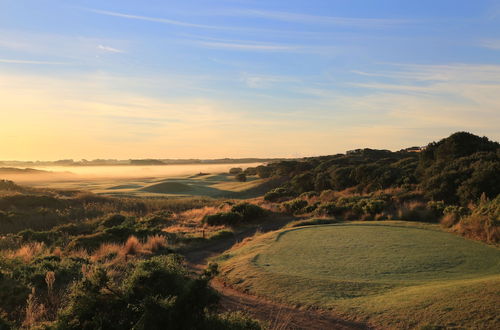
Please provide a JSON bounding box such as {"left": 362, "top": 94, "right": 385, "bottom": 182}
{"left": 0, "top": 187, "right": 262, "bottom": 329}
{"left": 249, "top": 132, "right": 500, "bottom": 242}
{"left": 0, "top": 131, "right": 498, "bottom": 329}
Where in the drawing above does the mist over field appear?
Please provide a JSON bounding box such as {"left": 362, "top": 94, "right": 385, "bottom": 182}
{"left": 3, "top": 163, "right": 260, "bottom": 182}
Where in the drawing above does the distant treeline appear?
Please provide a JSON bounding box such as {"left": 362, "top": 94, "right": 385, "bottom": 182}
{"left": 0, "top": 158, "right": 287, "bottom": 167}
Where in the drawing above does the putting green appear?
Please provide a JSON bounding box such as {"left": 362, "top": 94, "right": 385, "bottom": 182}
{"left": 217, "top": 222, "right": 500, "bottom": 328}
{"left": 256, "top": 225, "right": 500, "bottom": 283}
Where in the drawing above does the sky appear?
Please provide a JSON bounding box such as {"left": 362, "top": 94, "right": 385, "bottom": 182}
{"left": 1, "top": 0, "right": 499, "bottom": 160}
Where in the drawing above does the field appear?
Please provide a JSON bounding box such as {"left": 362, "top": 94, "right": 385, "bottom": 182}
{"left": 2, "top": 164, "right": 271, "bottom": 198}
{"left": 216, "top": 222, "right": 500, "bottom": 329}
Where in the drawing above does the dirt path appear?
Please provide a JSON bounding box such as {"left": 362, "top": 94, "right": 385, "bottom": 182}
{"left": 183, "top": 219, "right": 370, "bottom": 330}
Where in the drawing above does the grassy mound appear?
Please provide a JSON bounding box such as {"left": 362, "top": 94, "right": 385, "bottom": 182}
{"left": 217, "top": 222, "right": 500, "bottom": 329}
{"left": 141, "top": 182, "right": 195, "bottom": 194}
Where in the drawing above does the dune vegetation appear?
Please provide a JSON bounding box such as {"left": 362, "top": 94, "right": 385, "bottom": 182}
{"left": 0, "top": 132, "right": 499, "bottom": 329}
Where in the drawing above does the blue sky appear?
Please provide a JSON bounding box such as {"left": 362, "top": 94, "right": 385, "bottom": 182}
{"left": 1, "top": 0, "right": 499, "bottom": 160}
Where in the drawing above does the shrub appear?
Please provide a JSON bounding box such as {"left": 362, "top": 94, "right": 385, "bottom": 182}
{"left": 315, "top": 202, "right": 344, "bottom": 217}
{"left": 427, "top": 201, "right": 445, "bottom": 217}
{"left": 229, "top": 168, "right": 243, "bottom": 175}
{"left": 360, "top": 199, "right": 386, "bottom": 215}
{"left": 455, "top": 195, "right": 499, "bottom": 243}
{"left": 203, "top": 212, "right": 243, "bottom": 226}
{"left": 235, "top": 173, "right": 247, "bottom": 182}
{"left": 230, "top": 203, "right": 265, "bottom": 221}
{"left": 264, "top": 188, "right": 292, "bottom": 202}
{"left": 243, "top": 167, "right": 257, "bottom": 176}
{"left": 282, "top": 199, "right": 308, "bottom": 214}
{"left": 56, "top": 255, "right": 220, "bottom": 330}
{"left": 299, "top": 191, "right": 318, "bottom": 199}
{"left": 100, "top": 214, "right": 127, "bottom": 228}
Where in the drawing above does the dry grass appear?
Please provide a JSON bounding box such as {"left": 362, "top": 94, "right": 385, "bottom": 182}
{"left": 23, "top": 288, "right": 46, "bottom": 328}
{"left": 91, "top": 243, "right": 122, "bottom": 262}
{"left": 122, "top": 236, "right": 140, "bottom": 255}
{"left": 178, "top": 206, "right": 223, "bottom": 222}
{"left": 91, "top": 235, "right": 170, "bottom": 263}
{"left": 455, "top": 215, "right": 499, "bottom": 243}
{"left": 440, "top": 213, "right": 460, "bottom": 228}
{"left": 8, "top": 242, "right": 47, "bottom": 262}
{"left": 143, "top": 235, "right": 168, "bottom": 253}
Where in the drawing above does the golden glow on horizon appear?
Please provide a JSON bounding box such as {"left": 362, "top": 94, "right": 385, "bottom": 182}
{"left": 1, "top": 67, "right": 499, "bottom": 161}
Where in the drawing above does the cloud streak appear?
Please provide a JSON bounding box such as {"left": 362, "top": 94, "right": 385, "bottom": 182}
{"left": 479, "top": 39, "right": 500, "bottom": 50}
{"left": 0, "top": 58, "right": 69, "bottom": 65}
{"left": 221, "top": 9, "right": 412, "bottom": 28}
{"left": 196, "top": 41, "right": 299, "bottom": 52}
{"left": 97, "top": 45, "right": 125, "bottom": 53}
{"left": 86, "top": 8, "right": 222, "bottom": 29}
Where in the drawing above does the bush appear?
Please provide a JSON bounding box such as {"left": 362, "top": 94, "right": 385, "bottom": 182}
{"left": 100, "top": 214, "right": 127, "bottom": 228}
{"left": 203, "top": 212, "right": 243, "bottom": 226}
{"left": 455, "top": 195, "right": 499, "bottom": 243}
{"left": 235, "top": 173, "right": 247, "bottom": 182}
{"left": 229, "top": 168, "right": 243, "bottom": 175}
{"left": 315, "top": 202, "right": 344, "bottom": 217}
{"left": 282, "top": 199, "right": 308, "bottom": 214}
{"left": 264, "top": 188, "right": 292, "bottom": 202}
{"left": 56, "top": 255, "right": 220, "bottom": 330}
{"left": 243, "top": 167, "right": 257, "bottom": 176}
{"left": 299, "top": 191, "right": 318, "bottom": 199}
{"left": 360, "top": 199, "right": 386, "bottom": 215}
{"left": 230, "top": 203, "right": 265, "bottom": 221}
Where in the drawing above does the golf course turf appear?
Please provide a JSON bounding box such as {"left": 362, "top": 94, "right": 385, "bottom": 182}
{"left": 217, "top": 222, "right": 500, "bottom": 329}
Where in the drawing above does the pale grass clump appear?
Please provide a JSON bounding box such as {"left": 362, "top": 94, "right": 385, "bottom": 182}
{"left": 143, "top": 235, "right": 168, "bottom": 253}
{"left": 52, "top": 247, "right": 62, "bottom": 257}
{"left": 71, "top": 248, "right": 90, "bottom": 259}
{"left": 23, "top": 287, "right": 46, "bottom": 328}
{"left": 179, "top": 206, "right": 221, "bottom": 222}
{"left": 440, "top": 213, "right": 460, "bottom": 228}
{"left": 121, "top": 236, "right": 141, "bottom": 255}
{"left": 91, "top": 242, "right": 122, "bottom": 262}
{"left": 10, "top": 242, "right": 47, "bottom": 262}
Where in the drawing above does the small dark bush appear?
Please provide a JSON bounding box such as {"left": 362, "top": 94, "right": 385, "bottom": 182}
{"left": 299, "top": 191, "right": 318, "bottom": 198}
{"left": 229, "top": 167, "right": 243, "bottom": 175}
{"left": 203, "top": 212, "right": 243, "bottom": 226}
{"left": 282, "top": 199, "right": 308, "bottom": 214}
{"left": 235, "top": 173, "right": 247, "bottom": 182}
{"left": 230, "top": 203, "right": 265, "bottom": 221}
{"left": 264, "top": 188, "right": 292, "bottom": 202}
{"left": 316, "top": 202, "right": 344, "bottom": 216}
{"left": 101, "top": 214, "right": 127, "bottom": 228}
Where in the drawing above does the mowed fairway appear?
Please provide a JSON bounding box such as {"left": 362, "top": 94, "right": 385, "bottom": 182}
{"left": 217, "top": 223, "right": 500, "bottom": 329}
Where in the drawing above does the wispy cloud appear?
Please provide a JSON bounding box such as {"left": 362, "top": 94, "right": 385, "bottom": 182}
{"left": 0, "top": 58, "right": 69, "bottom": 65}
{"left": 0, "top": 29, "right": 130, "bottom": 62}
{"left": 221, "top": 9, "right": 412, "bottom": 28}
{"left": 97, "top": 45, "right": 125, "bottom": 53}
{"left": 479, "top": 39, "right": 500, "bottom": 50}
{"left": 86, "top": 8, "right": 221, "bottom": 29}
{"left": 240, "top": 73, "right": 300, "bottom": 88}
{"left": 197, "top": 41, "right": 298, "bottom": 52}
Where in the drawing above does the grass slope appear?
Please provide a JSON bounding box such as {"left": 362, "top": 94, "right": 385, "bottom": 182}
{"left": 216, "top": 222, "right": 500, "bottom": 329}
